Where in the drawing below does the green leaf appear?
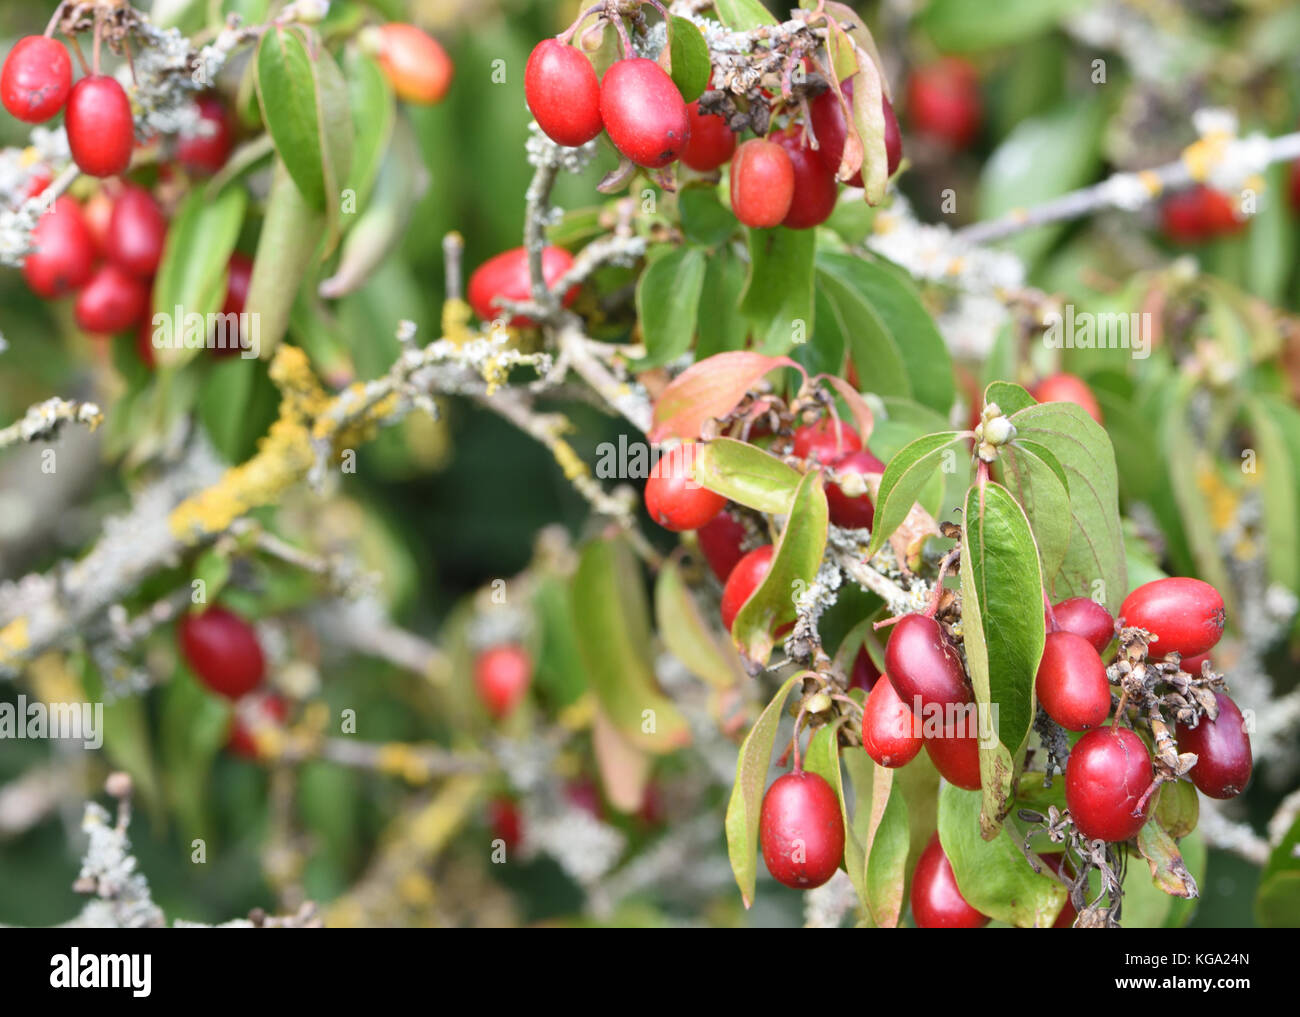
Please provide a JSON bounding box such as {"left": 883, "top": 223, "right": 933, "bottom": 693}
{"left": 713, "top": 0, "right": 779, "bottom": 30}
{"left": 814, "top": 270, "right": 908, "bottom": 397}
{"left": 679, "top": 185, "right": 738, "bottom": 248}
{"left": 1256, "top": 811, "right": 1300, "bottom": 927}
{"left": 161, "top": 666, "right": 233, "bottom": 842}
{"left": 664, "top": 16, "right": 710, "bottom": 103}
{"left": 198, "top": 354, "right": 281, "bottom": 462}
{"left": 840, "top": 745, "right": 874, "bottom": 916}
{"left": 655, "top": 556, "right": 745, "bottom": 688}
{"left": 920, "top": 0, "right": 1093, "bottom": 51}
{"left": 693, "top": 437, "right": 803, "bottom": 515}
{"left": 635, "top": 246, "right": 708, "bottom": 367}
{"left": 571, "top": 538, "right": 692, "bottom": 753}
{"left": 342, "top": 46, "right": 395, "bottom": 211}
{"left": 938, "top": 784, "right": 1066, "bottom": 927}
{"left": 999, "top": 438, "right": 1071, "bottom": 581}
{"left": 866, "top": 431, "right": 967, "bottom": 557}
{"left": 1136, "top": 819, "right": 1200, "bottom": 899}
{"left": 732, "top": 470, "right": 829, "bottom": 664}
{"left": 650, "top": 351, "right": 804, "bottom": 442}
{"left": 982, "top": 380, "right": 1037, "bottom": 417}
{"left": 696, "top": 248, "right": 750, "bottom": 358}
{"left": 724, "top": 673, "right": 802, "bottom": 907}
{"left": 741, "top": 227, "right": 816, "bottom": 355}
{"left": 1245, "top": 397, "right": 1299, "bottom": 593}
{"left": 865, "top": 765, "right": 910, "bottom": 927}
{"left": 848, "top": 53, "right": 889, "bottom": 205}
{"left": 804, "top": 724, "right": 860, "bottom": 904}
{"left": 960, "top": 480, "right": 1045, "bottom": 835}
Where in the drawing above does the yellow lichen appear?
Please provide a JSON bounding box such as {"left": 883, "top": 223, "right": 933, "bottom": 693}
{"left": 0, "top": 618, "right": 30, "bottom": 669}
{"left": 551, "top": 437, "right": 589, "bottom": 482}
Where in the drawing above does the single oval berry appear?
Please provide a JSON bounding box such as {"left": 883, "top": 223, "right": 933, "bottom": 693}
{"left": 1049, "top": 596, "right": 1114, "bottom": 654}
{"left": 792, "top": 417, "right": 861, "bottom": 462}
{"left": 178, "top": 606, "right": 266, "bottom": 699}
{"left": 697, "top": 510, "right": 747, "bottom": 582}
{"left": 1119, "top": 577, "right": 1225, "bottom": 659}
{"left": 759, "top": 770, "right": 845, "bottom": 890}
{"left": 680, "top": 100, "right": 736, "bottom": 171}
{"left": 66, "top": 75, "right": 135, "bottom": 178}
{"left": 373, "top": 23, "right": 453, "bottom": 105}
{"left": 644, "top": 445, "right": 726, "bottom": 532}
{"left": 474, "top": 643, "right": 532, "bottom": 719}
{"left": 1065, "top": 726, "right": 1153, "bottom": 842}
{"left": 773, "top": 126, "right": 838, "bottom": 230}
{"left": 849, "top": 645, "right": 881, "bottom": 691}
{"left": 227, "top": 693, "right": 287, "bottom": 760}
{"left": 906, "top": 58, "right": 982, "bottom": 149}
{"left": 720, "top": 544, "right": 775, "bottom": 633}
{"left": 1, "top": 36, "right": 72, "bottom": 123}
{"left": 862, "top": 674, "right": 923, "bottom": 768}
{"left": 600, "top": 58, "right": 690, "bottom": 168}
{"left": 826, "top": 448, "right": 885, "bottom": 530}
{"left": 21, "top": 196, "right": 96, "bottom": 299}
{"left": 525, "top": 39, "right": 602, "bottom": 147}
{"left": 1176, "top": 692, "right": 1252, "bottom": 799}
{"left": 1034, "top": 372, "right": 1103, "bottom": 425}
{"left": 809, "top": 79, "right": 903, "bottom": 185}
{"left": 911, "top": 833, "right": 988, "bottom": 928}
{"left": 1036, "top": 631, "right": 1112, "bottom": 731}
{"left": 1160, "top": 185, "right": 1242, "bottom": 244}
{"left": 487, "top": 796, "right": 523, "bottom": 852}
{"left": 466, "top": 245, "right": 577, "bottom": 327}
{"left": 74, "top": 263, "right": 150, "bottom": 334}
{"left": 106, "top": 184, "right": 167, "bottom": 279}
{"left": 729, "top": 137, "right": 794, "bottom": 229}
{"left": 885, "top": 614, "right": 971, "bottom": 714}
{"left": 924, "top": 726, "right": 981, "bottom": 790}
{"left": 177, "top": 94, "right": 233, "bottom": 174}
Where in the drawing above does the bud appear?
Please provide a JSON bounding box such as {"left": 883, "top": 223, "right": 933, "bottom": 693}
{"left": 805, "top": 691, "right": 833, "bottom": 714}
{"left": 983, "top": 415, "right": 1016, "bottom": 446}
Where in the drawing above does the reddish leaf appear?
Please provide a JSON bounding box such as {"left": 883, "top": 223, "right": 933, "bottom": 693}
{"left": 649, "top": 352, "right": 804, "bottom": 442}
{"left": 818, "top": 373, "right": 875, "bottom": 443}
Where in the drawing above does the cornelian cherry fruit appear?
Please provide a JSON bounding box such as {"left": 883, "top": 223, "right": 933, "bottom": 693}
{"left": 924, "top": 726, "right": 982, "bottom": 790}
{"left": 792, "top": 417, "right": 861, "bottom": 462}
{"left": 21, "top": 196, "right": 95, "bottom": 299}
{"left": 599, "top": 58, "right": 689, "bottom": 168}
{"left": 809, "top": 79, "right": 903, "bottom": 185}
{"left": 178, "top": 606, "right": 266, "bottom": 700}
{"left": 1065, "top": 726, "right": 1153, "bottom": 842}
{"left": 1041, "top": 853, "right": 1077, "bottom": 928}
{"left": 525, "top": 40, "right": 602, "bottom": 147}
{"left": 65, "top": 75, "right": 135, "bottom": 178}
{"left": 74, "top": 263, "right": 150, "bottom": 335}
{"left": 487, "top": 796, "right": 523, "bottom": 852}
{"left": 1033, "top": 372, "right": 1103, "bottom": 425}
{"left": 1048, "top": 596, "right": 1114, "bottom": 654}
{"left": 826, "top": 449, "right": 885, "bottom": 529}
{"left": 729, "top": 138, "right": 794, "bottom": 228}
{"left": 1119, "top": 577, "right": 1225, "bottom": 659}
{"left": 177, "top": 94, "right": 233, "bottom": 174}
{"left": 1160, "top": 185, "right": 1242, "bottom": 244}
{"left": 885, "top": 614, "right": 971, "bottom": 714}
{"left": 372, "top": 23, "right": 453, "bottom": 105}
{"left": 106, "top": 184, "right": 167, "bottom": 279}
{"left": 849, "top": 645, "right": 881, "bottom": 691}
{"left": 1176, "top": 692, "right": 1252, "bottom": 799}
{"left": 911, "top": 833, "right": 988, "bottom": 928}
{"left": 467, "top": 245, "right": 576, "bottom": 327}
{"left": 720, "top": 544, "right": 777, "bottom": 633}
{"left": 680, "top": 100, "right": 736, "bottom": 171}
{"left": 906, "top": 58, "right": 982, "bottom": 149}
{"left": 861, "top": 674, "right": 922, "bottom": 768}
{"left": 773, "top": 126, "right": 838, "bottom": 229}
{"left": 697, "top": 510, "right": 747, "bottom": 582}
{"left": 644, "top": 445, "right": 726, "bottom": 532}
{"left": 1, "top": 36, "right": 72, "bottom": 123}
{"left": 474, "top": 644, "right": 532, "bottom": 719}
{"left": 758, "top": 770, "right": 844, "bottom": 890}
{"left": 1035, "top": 630, "right": 1112, "bottom": 731}
{"left": 227, "top": 693, "right": 287, "bottom": 760}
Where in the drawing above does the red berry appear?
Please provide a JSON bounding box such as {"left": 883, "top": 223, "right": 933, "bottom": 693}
{"left": 1065, "top": 726, "right": 1153, "bottom": 842}
{"left": 177, "top": 94, "right": 233, "bottom": 174}
{"left": 178, "top": 606, "right": 266, "bottom": 700}
{"left": 1160, "top": 185, "right": 1242, "bottom": 244}
{"left": 906, "top": 58, "right": 981, "bottom": 149}
{"left": 1119, "top": 577, "right": 1225, "bottom": 659}
{"left": 885, "top": 614, "right": 971, "bottom": 714}
{"left": 791, "top": 417, "right": 861, "bottom": 462}
{"left": 911, "top": 833, "right": 988, "bottom": 928}
{"left": 525, "top": 39, "right": 602, "bottom": 147}
{"left": 487, "top": 796, "right": 523, "bottom": 851}
{"left": 21, "top": 196, "right": 95, "bottom": 299}
{"left": 226, "top": 693, "right": 287, "bottom": 760}
{"left": 1177, "top": 650, "right": 1212, "bottom": 674}
{"left": 680, "top": 100, "right": 736, "bottom": 171}
{"left": 1, "top": 36, "right": 72, "bottom": 123}
{"left": 773, "top": 126, "right": 839, "bottom": 229}
{"left": 1036, "top": 631, "right": 1112, "bottom": 731}
{"left": 600, "top": 58, "right": 690, "bottom": 169}
{"left": 1048, "top": 597, "right": 1114, "bottom": 654}
{"left": 1290, "top": 160, "right": 1300, "bottom": 216}
{"left": 809, "top": 79, "right": 903, "bottom": 185}
{"left": 697, "top": 510, "right": 747, "bottom": 582}
{"left": 1040, "top": 853, "right": 1077, "bottom": 928}
{"left": 17, "top": 165, "right": 53, "bottom": 203}
{"left": 644, "top": 445, "right": 726, "bottom": 532}
{"left": 923, "top": 726, "right": 982, "bottom": 790}
{"left": 105, "top": 184, "right": 167, "bottom": 279}
{"left": 862, "top": 674, "right": 923, "bottom": 768}
{"left": 759, "top": 770, "right": 844, "bottom": 889}
{"left": 826, "top": 449, "right": 885, "bottom": 529}
{"left": 1176, "top": 692, "right": 1252, "bottom": 799}
{"left": 74, "top": 263, "right": 150, "bottom": 334}
{"left": 82, "top": 189, "right": 114, "bottom": 253}
{"left": 729, "top": 137, "right": 794, "bottom": 228}
{"left": 211, "top": 251, "right": 253, "bottom": 357}
{"left": 135, "top": 314, "right": 157, "bottom": 369}
{"left": 373, "top": 23, "right": 453, "bottom": 105}
{"left": 65, "top": 75, "right": 135, "bottom": 178}
{"left": 1033, "top": 372, "right": 1103, "bottom": 425}
{"left": 466, "top": 245, "right": 577, "bottom": 327}
{"left": 566, "top": 776, "right": 604, "bottom": 818}
{"left": 720, "top": 544, "right": 775, "bottom": 633}
{"left": 474, "top": 644, "right": 532, "bottom": 719}
{"left": 849, "top": 645, "right": 881, "bottom": 691}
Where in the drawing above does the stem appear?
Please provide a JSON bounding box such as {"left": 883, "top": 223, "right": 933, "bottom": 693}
{"left": 610, "top": 12, "right": 636, "bottom": 59}
{"left": 1043, "top": 589, "right": 1059, "bottom": 632}
{"left": 92, "top": 10, "right": 102, "bottom": 77}
{"left": 43, "top": 2, "right": 64, "bottom": 37}
{"left": 791, "top": 703, "right": 809, "bottom": 773}
{"left": 442, "top": 232, "right": 464, "bottom": 301}
{"left": 67, "top": 34, "right": 91, "bottom": 76}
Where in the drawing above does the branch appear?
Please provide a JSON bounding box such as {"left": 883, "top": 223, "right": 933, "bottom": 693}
{"left": 0, "top": 397, "right": 102, "bottom": 449}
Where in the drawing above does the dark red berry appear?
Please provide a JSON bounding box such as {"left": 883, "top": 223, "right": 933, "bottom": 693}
{"left": 680, "top": 100, "right": 736, "bottom": 171}
{"left": 826, "top": 449, "right": 885, "bottom": 529}
{"left": 1160, "top": 185, "right": 1242, "bottom": 244}
{"left": 466, "top": 245, "right": 576, "bottom": 327}
{"left": 21, "top": 196, "right": 95, "bottom": 299}
{"left": 1034, "top": 372, "right": 1103, "bottom": 425}
{"left": 862, "top": 674, "right": 922, "bottom": 768}
{"left": 1177, "top": 650, "right": 1211, "bottom": 674}
{"left": 791, "top": 417, "right": 861, "bottom": 462}
{"left": 885, "top": 614, "right": 971, "bottom": 714}
{"left": 697, "top": 510, "right": 747, "bottom": 582}
{"left": 644, "top": 445, "right": 726, "bottom": 532}
{"left": 1, "top": 36, "right": 72, "bottom": 123}
{"left": 911, "top": 833, "right": 988, "bottom": 928}
{"left": 773, "top": 126, "right": 838, "bottom": 229}
{"left": 177, "top": 94, "right": 233, "bottom": 173}
{"left": 1048, "top": 597, "right": 1114, "bottom": 654}
{"left": 226, "top": 693, "right": 287, "bottom": 760}
{"left": 924, "top": 726, "right": 981, "bottom": 790}
{"left": 74, "top": 263, "right": 150, "bottom": 334}
{"left": 525, "top": 39, "right": 602, "bottom": 147}
{"left": 487, "top": 796, "right": 523, "bottom": 851}
{"left": 729, "top": 137, "right": 794, "bottom": 228}
{"left": 906, "top": 58, "right": 981, "bottom": 149}
{"left": 849, "top": 645, "right": 880, "bottom": 691}
{"left": 105, "top": 184, "right": 167, "bottom": 279}
{"left": 212, "top": 252, "right": 253, "bottom": 357}
{"left": 65, "top": 75, "right": 135, "bottom": 178}
{"left": 1176, "top": 692, "right": 1252, "bottom": 799}
{"left": 720, "top": 544, "right": 776, "bottom": 633}
{"left": 809, "top": 79, "right": 902, "bottom": 186}
{"left": 1119, "top": 577, "right": 1225, "bottom": 659}
{"left": 1041, "top": 853, "right": 1077, "bottom": 928}
{"left": 599, "top": 58, "right": 689, "bottom": 168}
{"left": 759, "top": 770, "right": 844, "bottom": 889}
{"left": 1036, "top": 631, "right": 1112, "bottom": 731}
{"left": 474, "top": 643, "right": 531, "bottom": 719}
{"left": 1065, "top": 726, "right": 1153, "bottom": 842}
{"left": 178, "top": 606, "right": 266, "bottom": 699}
